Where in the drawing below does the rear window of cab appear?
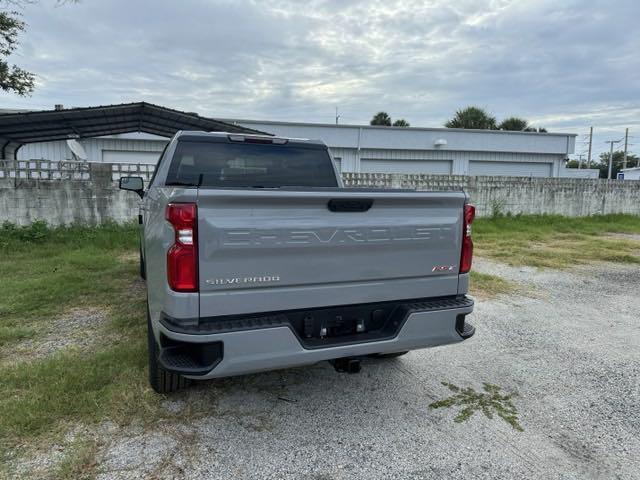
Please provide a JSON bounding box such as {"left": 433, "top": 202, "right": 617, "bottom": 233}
{"left": 165, "top": 140, "right": 339, "bottom": 188}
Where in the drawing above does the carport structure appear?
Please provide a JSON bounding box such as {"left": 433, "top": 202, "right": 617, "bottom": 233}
{"left": 0, "top": 102, "right": 263, "bottom": 159}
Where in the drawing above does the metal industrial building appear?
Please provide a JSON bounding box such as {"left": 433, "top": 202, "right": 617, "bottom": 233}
{"left": 620, "top": 167, "right": 640, "bottom": 180}
{"left": 227, "top": 119, "right": 576, "bottom": 177}
{"left": 2, "top": 103, "right": 578, "bottom": 177}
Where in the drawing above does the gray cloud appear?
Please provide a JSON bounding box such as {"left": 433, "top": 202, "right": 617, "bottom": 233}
{"left": 1, "top": 0, "right": 639, "bottom": 158}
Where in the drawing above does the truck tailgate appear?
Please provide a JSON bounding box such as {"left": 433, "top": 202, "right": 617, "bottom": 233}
{"left": 197, "top": 189, "right": 466, "bottom": 317}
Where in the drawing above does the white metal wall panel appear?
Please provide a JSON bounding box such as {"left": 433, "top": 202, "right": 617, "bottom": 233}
{"left": 361, "top": 158, "right": 452, "bottom": 174}
{"left": 18, "top": 137, "right": 168, "bottom": 163}
{"left": 332, "top": 157, "right": 342, "bottom": 173}
{"left": 15, "top": 130, "right": 568, "bottom": 177}
{"left": 102, "top": 150, "right": 162, "bottom": 164}
{"left": 328, "top": 147, "right": 357, "bottom": 172}
{"left": 469, "top": 160, "right": 552, "bottom": 177}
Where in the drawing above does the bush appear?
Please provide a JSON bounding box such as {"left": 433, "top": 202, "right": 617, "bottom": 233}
{"left": 1, "top": 220, "right": 50, "bottom": 244}
{"left": 0, "top": 221, "right": 138, "bottom": 252}
{"left": 489, "top": 200, "right": 506, "bottom": 219}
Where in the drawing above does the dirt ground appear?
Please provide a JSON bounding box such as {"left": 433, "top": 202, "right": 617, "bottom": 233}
{"left": 8, "top": 259, "right": 640, "bottom": 480}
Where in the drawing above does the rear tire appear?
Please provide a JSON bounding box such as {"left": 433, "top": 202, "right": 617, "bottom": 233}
{"left": 147, "top": 311, "right": 191, "bottom": 394}
{"left": 139, "top": 244, "right": 146, "bottom": 280}
{"left": 369, "top": 351, "right": 409, "bottom": 359}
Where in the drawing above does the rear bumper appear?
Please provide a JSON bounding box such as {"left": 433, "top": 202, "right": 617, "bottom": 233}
{"left": 155, "top": 297, "right": 474, "bottom": 380}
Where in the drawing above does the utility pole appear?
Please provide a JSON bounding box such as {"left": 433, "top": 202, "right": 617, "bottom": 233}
{"left": 622, "top": 128, "right": 629, "bottom": 170}
{"left": 587, "top": 126, "right": 593, "bottom": 168}
{"left": 605, "top": 138, "right": 623, "bottom": 179}
{"left": 335, "top": 107, "right": 340, "bottom": 125}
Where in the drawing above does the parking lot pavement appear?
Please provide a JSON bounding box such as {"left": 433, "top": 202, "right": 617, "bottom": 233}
{"left": 15, "top": 260, "right": 640, "bottom": 479}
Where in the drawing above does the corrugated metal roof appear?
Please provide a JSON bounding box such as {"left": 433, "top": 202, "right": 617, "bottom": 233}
{"left": 0, "top": 102, "right": 265, "bottom": 158}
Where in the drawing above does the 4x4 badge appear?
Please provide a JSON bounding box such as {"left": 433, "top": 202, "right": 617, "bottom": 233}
{"left": 432, "top": 265, "right": 456, "bottom": 272}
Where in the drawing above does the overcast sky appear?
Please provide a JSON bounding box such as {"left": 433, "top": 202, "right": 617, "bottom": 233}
{"left": 1, "top": 0, "right": 639, "bottom": 159}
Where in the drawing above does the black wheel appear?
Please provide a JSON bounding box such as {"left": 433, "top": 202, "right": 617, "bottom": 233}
{"left": 369, "top": 351, "right": 409, "bottom": 359}
{"left": 139, "top": 244, "right": 146, "bottom": 280}
{"left": 147, "top": 311, "right": 191, "bottom": 394}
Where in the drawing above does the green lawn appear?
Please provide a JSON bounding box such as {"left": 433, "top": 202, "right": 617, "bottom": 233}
{"left": 0, "top": 222, "right": 161, "bottom": 456}
{"left": 474, "top": 214, "right": 640, "bottom": 268}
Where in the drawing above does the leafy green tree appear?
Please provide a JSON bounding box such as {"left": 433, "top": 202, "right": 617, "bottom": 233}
{"left": 445, "top": 106, "right": 497, "bottom": 130}
{"left": 498, "top": 117, "right": 529, "bottom": 131}
{"left": 370, "top": 111, "right": 392, "bottom": 126}
{"left": 0, "top": 8, "right": 34, "bottom": 95}
{"left": 565, "top": 159, "right": 580, "bottom": 169}
{"left": 392, "top": 119, "right": 410, "bottom": 127}
{"left": 1, "top": 1, "right": 76, "bottom": 96}
{"left": 595, "top": 151, "right": 639, "bottom": 179}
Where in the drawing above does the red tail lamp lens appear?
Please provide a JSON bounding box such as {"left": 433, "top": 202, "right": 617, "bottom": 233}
{"left": 460, "top": 204, "right": 475, "bottom": 274}
{"left": 166, "top": 203, "right": 198, "bottom": 292}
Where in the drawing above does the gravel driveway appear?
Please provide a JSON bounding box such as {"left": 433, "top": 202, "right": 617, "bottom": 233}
{"left": 13, "top": 260, "right": 640, "bottom": 479}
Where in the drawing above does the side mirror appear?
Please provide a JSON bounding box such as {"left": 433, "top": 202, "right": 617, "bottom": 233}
{"left": 119, "top": 176, "right": 144, "bottom": 198}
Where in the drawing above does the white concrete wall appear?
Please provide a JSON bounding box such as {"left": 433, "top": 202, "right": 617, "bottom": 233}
{"left": 2, "top": 165, "right": 639, "bottom": 226}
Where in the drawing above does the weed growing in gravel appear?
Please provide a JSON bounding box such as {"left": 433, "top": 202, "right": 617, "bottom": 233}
{"left": 52, "top": 436, "right": 99, "bottom": 480}
{"left": 469, "top": 271, "right": 516, "bottom": 298}
{"left": 429, "top": 382, "right": 523, "bottom": 431}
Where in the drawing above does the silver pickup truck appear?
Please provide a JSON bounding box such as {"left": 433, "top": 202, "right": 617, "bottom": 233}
{"left": 120, "top": 131, "right": 475, "bottom": 393}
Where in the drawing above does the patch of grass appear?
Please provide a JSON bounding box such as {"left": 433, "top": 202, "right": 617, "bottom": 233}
{"left": 0, "top": 222, "right": 161, "bottom": 450}
{"left": 429, "top": 382, "right": 523, "bottom": 431}
{"left": 0, "top": 222, "right": 139, "bottom": 349}
{"left": 469, "top": 271, "right": 516, "bottom": 298}
{"left": 52, "top": 437, "right": 99, "bottom": 480}
{"left": 475, "top": 214, "right": 640, "bottom": 268}
{"left": 0, "top": 325, "right": 35, "bottom": 345}
{"left": 0, "top": 310, "right": 159, "bottom": 445}
{"left": 0, "top": 220, "right": 138, "bottom": 252}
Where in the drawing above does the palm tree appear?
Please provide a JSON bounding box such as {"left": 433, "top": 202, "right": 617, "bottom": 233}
{"left": 392, "top": 119, "right": 410, "bottom": 127}
{"left": 445, "top": 107, "right": 497, "bottom": 130}
{"left": 370, "top": 111, "right": 392, "bottom": 126}
{"left": 498, "top": 117, "right": 529, "bottom": 131}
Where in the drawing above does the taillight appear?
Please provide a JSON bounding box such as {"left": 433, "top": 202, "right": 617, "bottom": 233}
{"left": 166, "top": 203, "right": 198, "bottom": 292}
{"left": 460, "top": 204, "right": 475, "bottom": 274}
